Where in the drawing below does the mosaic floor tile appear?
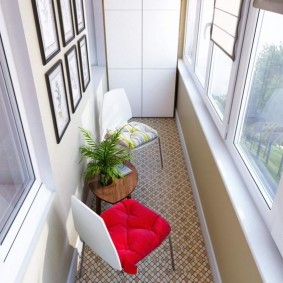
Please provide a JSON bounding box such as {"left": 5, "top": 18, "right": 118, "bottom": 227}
{"left": 76, "top": 118, "right": 214, "bottom": 283}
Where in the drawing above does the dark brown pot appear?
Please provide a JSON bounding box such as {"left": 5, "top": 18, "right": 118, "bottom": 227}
{"left": 100, "top": 173, "right": 113, "bottom": 186}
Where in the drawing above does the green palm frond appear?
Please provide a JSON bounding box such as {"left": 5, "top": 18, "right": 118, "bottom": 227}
{"left": 79, "top": 127, "right": 97, "bottom": 148}
{"left": 79, "top": 127, "right": 132, "bottom": 185}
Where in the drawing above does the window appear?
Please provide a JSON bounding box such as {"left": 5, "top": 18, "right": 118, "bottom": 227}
{"left": 182, "top": 0, "right": 283, "bottom": 270}
{"left": 0, "top": 35, "right": 35, "bottom": 243}
{"left": 194, "top": 0, "right": 214, "bottom": 87}
{"left": 184, "top": 0, "right": 237, "bottom": 136}
{"left": 235, "top": 10, "right": 283, "bottom": 207}
{"left": 0, "top": 6, "right": 54, "bottom": 279}
{"left": 184, "top": 0, "right": 283, "bottom": 221}
{"left": 184, "top": 0, "right": 198, "bottom": 65}
{"left": 208, "top": 45, "right": 233, "bottom": 121}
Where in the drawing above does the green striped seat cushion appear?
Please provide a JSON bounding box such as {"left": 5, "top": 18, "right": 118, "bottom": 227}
{"left": 107, "top": 122, "right": 158, "bottom": 149}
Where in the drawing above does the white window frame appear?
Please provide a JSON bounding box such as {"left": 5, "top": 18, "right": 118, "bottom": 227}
{"left": 226, "top": 6, "right": 277, "bottom": 227}
{"left": 184, "top": 0, "right": 213, "bottom": 94}
{"left": 184, "top": 0, "right": 283, "bottom": 234}
{"left": 184, "top": 0, "right": 199, "bottom": 67}
{"left": 0, "top": 41, "right": 42, "bottom": 262}
{"left": 182, "top": 0, "right": 283, "bottom": 277}
{"left": 226, "top": 3, "right": 283, "bottom": 260}
{"left": 183, "top": 0, "right": 249, "bottom": 139}
{"left": 0, "top": 36, "right": 39, "bottom": 250}
{"left": 0, "top": 6, "right": 54, "bottom": 282}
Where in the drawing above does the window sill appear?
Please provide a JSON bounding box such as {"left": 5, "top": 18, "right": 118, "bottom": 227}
{"left": 178, "top": 59, "right": 283, "bottom": 282}
{"left": 0, "top": 185, "right": 54, "bottom": 283}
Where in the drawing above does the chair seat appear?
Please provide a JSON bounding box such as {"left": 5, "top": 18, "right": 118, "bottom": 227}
{"left": 106, "top": 122, "right": 158, "bottom": 149}
{"left": 101, "top": 199, "right": 171, "bottom": 274}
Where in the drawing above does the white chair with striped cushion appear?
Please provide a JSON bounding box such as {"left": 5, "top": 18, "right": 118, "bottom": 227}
{"left": 101, "top": 88, "right": 163, "bottom": 168}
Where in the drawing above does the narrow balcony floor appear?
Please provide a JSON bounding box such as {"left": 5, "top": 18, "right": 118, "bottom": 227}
{"left": 76, "top": 118, "right": 214, "bottom": 282}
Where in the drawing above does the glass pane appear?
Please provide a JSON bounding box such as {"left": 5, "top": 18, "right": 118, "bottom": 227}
{"left": 208, "top": 45, "right": 233, "bottom": 120}
{"left": 195, "top": 0, "right": 214, "bottom": 87}
{"left": 185, "top": 0, "right": 198, "bottom": 64}
{"left": 0, "top": 43, "right": 34, "bottom": 237}
{"left": 235, "top": 11, "right": 283, "bottom": 203}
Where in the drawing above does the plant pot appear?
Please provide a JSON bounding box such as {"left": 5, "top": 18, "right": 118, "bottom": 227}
{"left": 100, "top": 173, "right": 113, "bottom": 186}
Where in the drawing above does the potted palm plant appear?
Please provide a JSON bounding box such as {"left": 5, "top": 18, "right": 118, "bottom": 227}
{"left": 79, "top": 127, "right": 131, "bottom": 186}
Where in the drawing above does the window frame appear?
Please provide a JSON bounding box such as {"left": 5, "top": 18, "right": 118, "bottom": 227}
{"left": 183, "top": 0, "right": 247, "bottom": 139}
{"left": 0, "top": 34, "right": 42, "bottom": 262}
{"left": 194, "top": 0, "right": 214, "bottom": 89}
{"left": 0, "top": 36, "right": 37, "bottom": 244}
{"left": 183, "top": 0, "right": 283, "bottom": 229}
{"left": 184, "top": 0, "right": 199, "bottom": 67}
{"left": 184, "top": 0, "right": 200, "bottom": 70}
{"left": 181, "top": 0, "right": 283, "bottom": 276}
{"left": 184, "top": 0, "right": 214, "bottom": 94}
{"left": 0, "top": 7, "right": 54, "bottom": 282}
{"left": 226, "top": 6, "right": 275, "bottom": 227}
{"left": 207, "top": 44, "right": 233, "bottom": 121}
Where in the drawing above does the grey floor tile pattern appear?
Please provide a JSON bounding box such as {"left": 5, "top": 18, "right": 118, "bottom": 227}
{"left": 76, "top": 118, "right": 214, "bottom": 283}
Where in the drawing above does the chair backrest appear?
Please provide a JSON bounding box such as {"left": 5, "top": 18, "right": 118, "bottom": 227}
{"left": 101, "top": 88, "right": 132, "bottom": 138}
{"left": 71, "top": 196, "right": 122, "bottom": 271}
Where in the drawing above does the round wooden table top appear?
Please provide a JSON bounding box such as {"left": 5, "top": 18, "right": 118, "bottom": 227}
{"left": 88, "top": 162, "right": 138, "bottom": 205}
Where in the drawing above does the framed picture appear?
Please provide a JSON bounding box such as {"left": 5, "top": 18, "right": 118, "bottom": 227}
{"left": 57, "top": 0, "right": 75, "bottom": 46}
{"left": 73, "top": 0, "right": 85, "bottom": 34}
{"left": 78, "top": 35, "right": 90, "bottom": 91}
{"left": 45, "top": 60, "right": 70, "bottom": 143}
{"left": 32, "top": 0, "right": 60, "bottom": 65}
{"left": 65, "top": 46, "right": 82, "bottom": 113}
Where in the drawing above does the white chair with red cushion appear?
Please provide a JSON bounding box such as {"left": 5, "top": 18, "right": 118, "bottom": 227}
{"left": 71, "top": 196, "right": 175, "bottom": 279}
{"left": 101, "top": 88, "right": 163, "bottom": 168}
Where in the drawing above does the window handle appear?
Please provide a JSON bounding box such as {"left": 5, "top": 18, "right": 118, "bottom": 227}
{"left": 204, "top": 22, "right": 212, "bottom": 39}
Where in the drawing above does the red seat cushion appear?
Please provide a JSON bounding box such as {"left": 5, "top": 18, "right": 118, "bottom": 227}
{"left": 101, "top": 199, "right": 171, "bottom": 274}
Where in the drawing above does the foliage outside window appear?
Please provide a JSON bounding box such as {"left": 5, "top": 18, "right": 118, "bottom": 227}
{"left": 235, "top": 11, "right": 283, "bottom": 205}
{"left": 184, "top": 0, "right": 283, "bottom": 208}
{"left": 184, "top": 0, "right": 234, "bottom": 136}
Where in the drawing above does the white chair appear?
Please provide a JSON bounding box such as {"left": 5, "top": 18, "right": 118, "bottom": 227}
{"left": 71, "top": 196, "right": 121, "bottom": 278}
{"left": 71, "top": 196, "right": 175, "bottom": 280}
{"left": 101, "top": 88, "right": 163, "bottom": 168}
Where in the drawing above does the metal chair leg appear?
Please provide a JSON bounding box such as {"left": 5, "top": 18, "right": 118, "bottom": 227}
{"left": 120, "top": 270, "right": 125, "bottom": 283}
{"left": 158, "top": 137, "right": 164, "bottom": 169}
{"left": 78, "top": 241, "right": 85, "bottom": 278}
{"left": 168, "top": 235, "right": 175, "bottom": 271}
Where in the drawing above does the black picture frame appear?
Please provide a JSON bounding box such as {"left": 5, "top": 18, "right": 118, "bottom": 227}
{"left": 57, "top": 0, "right": 75, "bottom": 47}
{"left": 73, "top": 0, "right": 85, "bottom": 34}
{"left": 32, "top": 0, "right": 60, "bottom": 65}
{"left": 45, "top": 60, "right": 70, "bottom": 143}
{"left": 65, "top": 46, "right": 82, "bottom": 113}
{"left": 78, "top": 35, "right": 90, "bottom": 92}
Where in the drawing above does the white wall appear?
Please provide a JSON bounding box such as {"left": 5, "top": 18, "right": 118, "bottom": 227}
{"left": 0, "top": 0, "right": 106, "bottom": 282}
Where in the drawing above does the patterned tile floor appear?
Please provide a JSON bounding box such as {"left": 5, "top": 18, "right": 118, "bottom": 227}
{"left": 76, "top": 118, "right": 214, "bottom": 283}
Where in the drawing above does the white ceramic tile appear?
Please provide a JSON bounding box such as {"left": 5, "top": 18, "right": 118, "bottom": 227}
{"left": 142, "top": 69, "right": 176, "bottom": 117}
{"left": 143, "top": 11, "right": 180, "bottom": 68}
{"left": 104, "top": 0, "right": 142, "bottom": 10}
{"left": 108, "top": 69, "right": 142, "bottom": 117}
{"left": 105, "top": 11, "right": 142, "bottom": 68}
{"left": 143, "top": 0, "right": 181, "bottom": 10}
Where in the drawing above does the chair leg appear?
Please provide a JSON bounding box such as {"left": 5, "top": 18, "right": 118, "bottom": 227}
{"left": 78, "top": 241, "right": 85, "bottom": 278}
{"left": 119, "top": 271, "right": 125, "bottom": 283}
{"left": 168, "top": 235, "right": 175, "bottom": 271}
{"left": 158, "top": 137, "right": 164, "bottom": 169}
